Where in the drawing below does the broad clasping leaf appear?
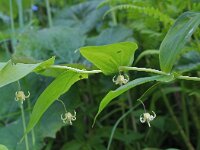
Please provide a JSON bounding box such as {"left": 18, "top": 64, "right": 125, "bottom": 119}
{"left": 80, "top": 42, "right": 138, "bottom": 75}
{"left": 0, "top": 57, "right": 55, "bottom": 88}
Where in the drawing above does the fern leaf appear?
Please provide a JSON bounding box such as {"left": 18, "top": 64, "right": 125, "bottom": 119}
{"left": 104, "top": 4, "right": 174, "bottom": 26}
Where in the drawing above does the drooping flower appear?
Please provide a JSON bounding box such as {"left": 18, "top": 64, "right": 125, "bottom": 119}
{"left": 15, "top": 91, "right": 30, "bottom": 104}
{"left": 138, "top": 99, "right": 156, "bottom": 127}
{"left": 61, "top": 111, "right": 76, "bottom": 125}
{"left": 112, "top": 74, "right": 129, "bottom": 86}
{"left": 140, "top": 111, "right": 156, "bottom": 127}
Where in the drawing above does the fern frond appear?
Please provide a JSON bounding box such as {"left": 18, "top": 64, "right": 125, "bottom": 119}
{"left": 104, "top": 4, "right": 174, "bottom": 26}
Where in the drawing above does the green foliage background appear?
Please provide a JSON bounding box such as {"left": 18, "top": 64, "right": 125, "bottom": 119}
{"left": 0, "top": 0, "right": 200, "bottom": 150}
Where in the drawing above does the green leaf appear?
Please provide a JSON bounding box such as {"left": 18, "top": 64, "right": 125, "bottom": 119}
{"left": 33, "top": 57, "right": 55, "bottom": 73}
{"left": 0, "top": 144, "right": 8, "bottom": 150}
{"left": 53, "top": 0, "right": 107, "bottom": 34}
{"left": 15, "top": 27, "right": 85, "bottom": 63}
{"left": 0, "top": 57, "right": 55, "bottom": 88}
{"left": 159, "top": 12, "right": 200, "bottom": 73}
{"left": 86, "top": 26, "right": 135, "bottom": 45}
{"left": 0, "top": 63, "right": 6, "bottom": 71}
{"left": 0, "top": 83, "right": 18, "bottom": 117}
{"left": 25, "top": 71, "right": 88, "bottom": 135}
{"left": 175, "top": 50, "right": 200, "bottom": 73}
{"left": 93, "top": 75, "right": 173, "bottom": 124}
{"left": 0, "top": 118, "right": 41, "bottom": 150}
{"left": 80, "top": 42, "right": 138, "bottom": 75}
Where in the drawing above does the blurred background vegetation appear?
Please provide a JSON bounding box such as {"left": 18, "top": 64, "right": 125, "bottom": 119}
{"left": 0, "top": 0, "right": 200, "bottom": 150}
